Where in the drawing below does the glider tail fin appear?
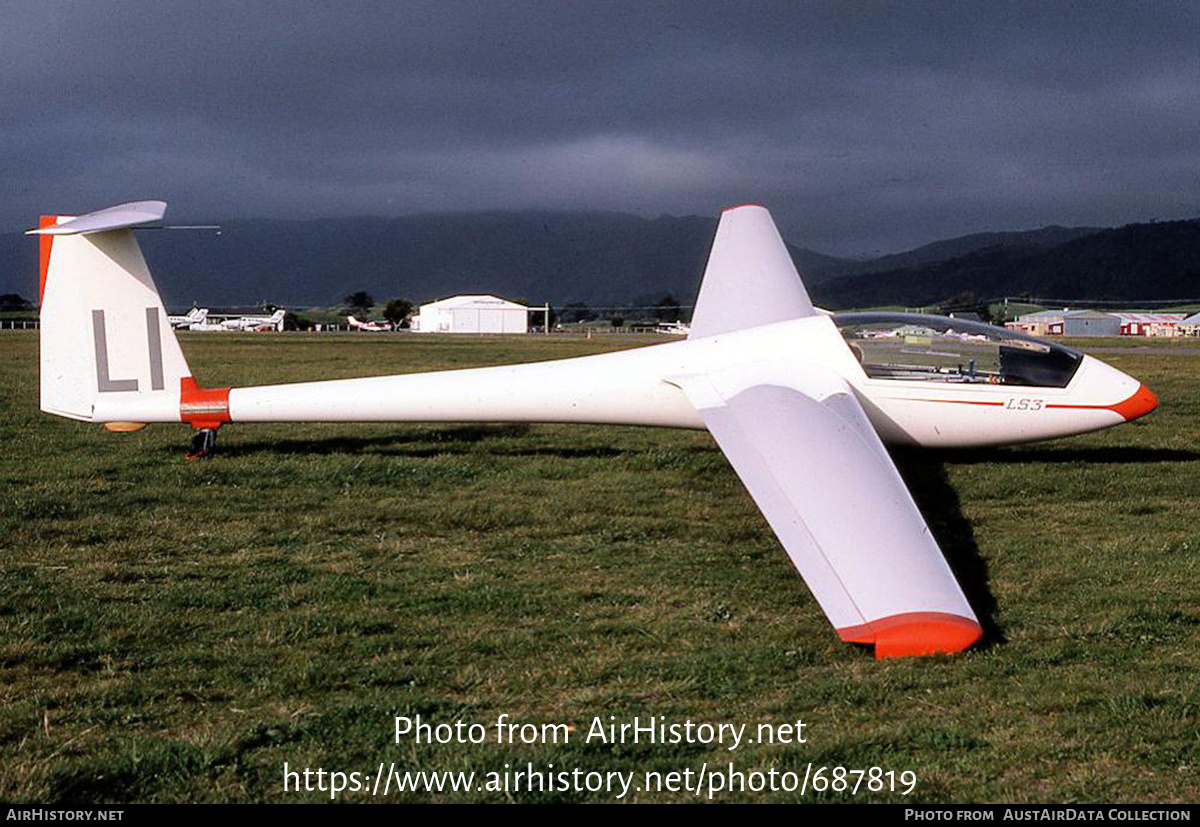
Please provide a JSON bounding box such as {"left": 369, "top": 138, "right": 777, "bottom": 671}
{"left": 30, "top": 201, "right": 198, "bottom": 426}
{"left": 689, "top": 204, "right": 816, "bottom": 339}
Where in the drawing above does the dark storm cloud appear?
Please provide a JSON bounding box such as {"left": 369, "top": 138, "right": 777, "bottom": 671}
{"left": 1, "top": 1, "right": 1195, "bottom": 254}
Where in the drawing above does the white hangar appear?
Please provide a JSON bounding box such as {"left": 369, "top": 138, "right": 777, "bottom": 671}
{"left": 412, "top": 295, "right": 529, "bottom": 334}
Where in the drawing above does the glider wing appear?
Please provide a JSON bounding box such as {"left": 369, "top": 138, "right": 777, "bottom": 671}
{"left": 673, "top": 362, "right": 982, "bottom": 659}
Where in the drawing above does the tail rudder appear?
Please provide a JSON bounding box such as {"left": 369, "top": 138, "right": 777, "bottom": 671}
{"left": 31, "top": 201, "right": 198, "bottom": 425}
{"left": 689, "top": 204, "right": 816, "bottom": 339}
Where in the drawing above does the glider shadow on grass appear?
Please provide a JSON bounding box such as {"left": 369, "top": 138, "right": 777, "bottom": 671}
{"left": 892, "top": 449, "right": 1003, "bottom": 650}
{"left": 937, "top": 446, "right": 1198, "bottom": 465}
{"left": 207, "top": 424, "right": 635, "bottom": 460}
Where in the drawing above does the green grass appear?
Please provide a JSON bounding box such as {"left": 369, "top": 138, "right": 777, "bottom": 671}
{"left": 0, "top": 331, "right": 1195, "bottom": 803}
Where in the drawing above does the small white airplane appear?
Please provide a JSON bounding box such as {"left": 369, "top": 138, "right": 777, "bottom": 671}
{"left": 167, "top": 307, "right": 208, "bottom": 329}
{"left": 347, "top": 315, "right": 393, "bottom": 332}
{"left": 31, "top": 200, "right": 1158, "bottom": 659}
{"left": 219, "top": 308, "right": 286, "bottom": 332}
{"left": 655, "top": 321, "right": 691, "bottom": 336}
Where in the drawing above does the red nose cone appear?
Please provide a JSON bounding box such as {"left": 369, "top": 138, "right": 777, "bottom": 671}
{"left": 1113, "top": 384, "right": 1158, "bottom": 422}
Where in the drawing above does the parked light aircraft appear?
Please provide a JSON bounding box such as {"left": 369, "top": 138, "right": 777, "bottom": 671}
{"left": 31, "top": 201, "right": 1158, "bottom": 659}
{"left": 348, "top": 315, "right": 393, "bottom": 332}
{"left": 219, "top": 308, "right": 286, "bottom": 332}
{"left": 655, "top": 321, "right": 691, "bottom": 336}
{"left": 168, "top": 307, "right": 208, "bottom": 329}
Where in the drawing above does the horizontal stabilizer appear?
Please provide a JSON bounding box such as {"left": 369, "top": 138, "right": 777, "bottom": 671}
{"left": 27, "top": 201, "right": 166, "bottom": 236}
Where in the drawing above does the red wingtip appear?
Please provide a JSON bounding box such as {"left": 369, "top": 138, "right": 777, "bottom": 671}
{"left": 1112, "top": 384, "right": 1158, "bottom": 422}
{"left": 837, "top": 612, "right": 983, "bottom": 660}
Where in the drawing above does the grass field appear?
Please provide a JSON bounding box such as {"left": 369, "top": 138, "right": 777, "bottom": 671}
{"left": 1, "top": 330, "right": 1195, "bottom": 803}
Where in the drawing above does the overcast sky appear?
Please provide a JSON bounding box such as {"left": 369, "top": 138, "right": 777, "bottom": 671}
{"left": 1, "top": 1, "right": 1196, "bottom": 255}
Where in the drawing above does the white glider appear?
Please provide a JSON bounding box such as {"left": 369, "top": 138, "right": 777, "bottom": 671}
{"left": 30, "top": 202, "right": 1158, "bottom": 659}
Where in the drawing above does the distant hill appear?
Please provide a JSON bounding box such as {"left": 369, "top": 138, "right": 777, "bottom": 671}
{"left": 0, "top": 210, "right": 1192, "bottom": 309}
{"left": 0, "top": 211, "right": 852, "bottom": 308}
{"left": 827, "top": 225, "right": 1104, "bottom": 278}
{"left": 812, "top": 220, "right": 1200, "bottom": 309}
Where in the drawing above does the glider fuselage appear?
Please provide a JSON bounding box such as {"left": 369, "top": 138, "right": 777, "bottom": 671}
{"left": 151, "top": 312, "right": 1153, "bottom": 449}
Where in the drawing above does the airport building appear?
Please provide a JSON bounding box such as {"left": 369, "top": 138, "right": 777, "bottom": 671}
{"left": 1007, "top": 309, "right": 1121, "bottom": 337}
{"left": 412, "top": 295, "right": 529, "bottom": 334}
{"left": 1177, "top": 312, "right": 1200, "bottom": 336}
{"left": 1112, "top": 312, "right": 1187, "bottom": 337}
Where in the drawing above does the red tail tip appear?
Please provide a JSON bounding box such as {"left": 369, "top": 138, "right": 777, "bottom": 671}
{"left": 38, "top": 215, "right": 58, "bottom": 306}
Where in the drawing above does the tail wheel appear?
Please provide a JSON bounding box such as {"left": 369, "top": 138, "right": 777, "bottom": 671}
{"left": 185, "top": 428, "right": 218, "bottom": 460}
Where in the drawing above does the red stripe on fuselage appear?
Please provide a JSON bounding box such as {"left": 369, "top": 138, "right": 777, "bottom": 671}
{"left": 899, "top": 398, "right": 1004, "bottom": 406}
{"left": 894, "top": 385, "right": 1157, "bottom": 422}
{"left": 1046, "top": 384, "right": 1157, "bottom": 422}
